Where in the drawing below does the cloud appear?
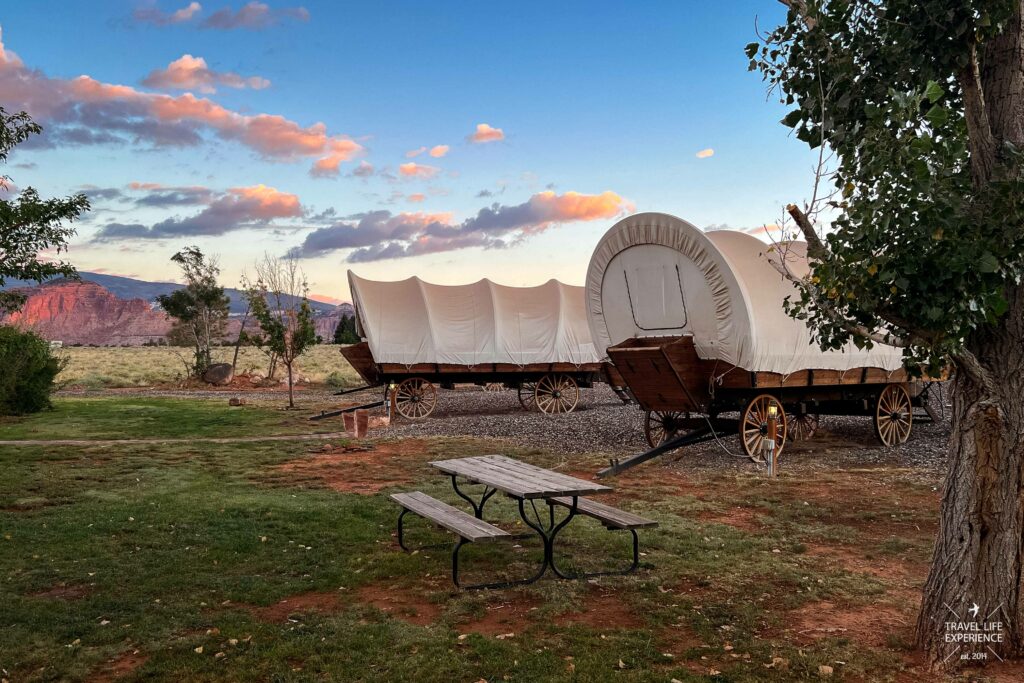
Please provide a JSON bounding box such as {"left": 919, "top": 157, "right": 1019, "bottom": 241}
{"left": 287, "top": 190, "right": 631, "bottom": 263}
{"left": 142, "top": 54, "right": 270, "bottom": 94}
{"left": 133, "top": 2, "right": 202, "bottom": 26}
{"left": 398, "top": 162, "right": 439, "bottom": 179}
{"left": 407, "top": 193, "right": 425, "bottom": 203}
{"left": 93, "top": 184, "right": 301, "bottom": 240}
{"left": 130, "top": 183, "right": 215, "bottom": 206}
{"left": 0, "top": 29, "right": 360, "bottom": 175}
{"left": 405, "top": 146, "right": 426, "bottom": 158}
{"left": 467, "top": 123, "right": 504, "bottom": 143}
{"left": 349, "top": 161, "right": 375, "bottom": 178}
{"left": 695, "top": 148, "right": 714, "bottom": 159}
{"left": 78, "top": 185, "right": 124, "bottom": 201}
{"left": 202, "top": 2, "right": 309, "bottom": 30}
{"left": 428, "top": 144, "right": 449, "bottom": 158}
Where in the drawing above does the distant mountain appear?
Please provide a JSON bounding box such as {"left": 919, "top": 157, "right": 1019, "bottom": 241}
{"left": 2, "top": 272, "right": 343, "bottom": 315}
{"left": 1, "top": 276, "right": 356, "bottom": 346}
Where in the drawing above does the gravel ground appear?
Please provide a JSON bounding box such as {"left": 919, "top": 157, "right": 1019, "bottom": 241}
{"left": 58, "top": 383, "right": 953, "bottom": 478}
{"left": 378, "top": 383, "right": 953, "bottom": 476}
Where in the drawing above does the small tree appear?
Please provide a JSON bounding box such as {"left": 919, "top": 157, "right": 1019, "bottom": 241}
{"left": 333, "top": 312, "right": 359, "bottom": 344}
{"left": 157, "top": 247, "right": 230, "bottom": 377}
{"left": 243, "top": 255, "right": 318, "bottom": 408}
{"left": 0, "top": 107, "right": 89, "bottom": 315}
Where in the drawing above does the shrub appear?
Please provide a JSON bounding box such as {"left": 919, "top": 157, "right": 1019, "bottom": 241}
{"left": 0, "top": 326, "right": 65, "bottom": 415}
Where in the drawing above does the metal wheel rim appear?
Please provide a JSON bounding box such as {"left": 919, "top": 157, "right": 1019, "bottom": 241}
{"left": 875, "top": 384, "right": 912, "bottom": 446}
{"left": 534, "top": 373, "right": 579, "bottom": 414}
{"left": 643, "top": 410, "right": 686, "bottom": 448}
{"left": 740, "top": 394, "right": 787, "bottom": 462}
{"left": 395, "top": 377, "right": 437, "bottom": 419}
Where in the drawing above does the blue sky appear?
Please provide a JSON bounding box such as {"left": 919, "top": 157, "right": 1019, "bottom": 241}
{"left": 0, "top": 1, "right": 814, "bottom": 302}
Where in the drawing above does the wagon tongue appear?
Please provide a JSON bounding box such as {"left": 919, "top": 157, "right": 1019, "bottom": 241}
{"left": 597, "top": 424, "right": 717, "bottom": 477}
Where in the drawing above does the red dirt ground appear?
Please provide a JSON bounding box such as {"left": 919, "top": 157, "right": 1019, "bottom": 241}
{"left": 553, "top": 587, "right": 644, "bottom": 629}
{"left": 28, "top": 582, "right": 93, "bottom": 600}
{"left": 90, "top": 650, "right": 149, "bottom": 682}
{"left": 456, "top": 593, "right": 543, "bottom": 636}
{"left": 248, "top": 590, "right": 349, "bottom": 622}
{"left": 355, "top": 583, "right": 442, "bottom": 626}
{"left": 272, "top": 439, "right": 433, "bottom": 494}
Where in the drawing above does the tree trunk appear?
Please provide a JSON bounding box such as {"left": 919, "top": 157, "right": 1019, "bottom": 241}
{"left": 231, "top": 302, "right": 250, "bottom": 374}
{"left": 286, "top": 362, "right": 294, "bottom": 409}
{"left": 917, "top": 286, "right": 1024, "bottom": 668}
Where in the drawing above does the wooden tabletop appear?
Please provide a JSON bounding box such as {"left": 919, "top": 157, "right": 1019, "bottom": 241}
{"left": 429, "top": 454, "right": 612, "bottom": 499}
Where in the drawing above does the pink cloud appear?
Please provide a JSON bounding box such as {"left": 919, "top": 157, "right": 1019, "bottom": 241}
{"left": 142, "top": 54, "right": 270, "bottom": 94}
{"left": 405, "top": 146, "right": 426, "bottom": 158}
{"left": 133, "top": 2, "right": 202, "bottom": 26}
{"left": 407, "top": 193, "right": 426, "bottom": 203}
{"left": 468, "top": 123, "right": 504, "bottom": 143}
{"left": 695, "top": 148, "right": 714, "bottom": 159}
{"left": 129, "top": 181, "right": 164, "bottom": 190}
{"left": 202, "top": 2, "right": 309, "bottom": 30}
{"left": 398, "top": 162, "right": 440, "bottom": 179}
{"left": 0, "top": 29, "right": 361, "bottom": 175}
{"left": 428, "top": 144, "right": 449, "bottom": 158}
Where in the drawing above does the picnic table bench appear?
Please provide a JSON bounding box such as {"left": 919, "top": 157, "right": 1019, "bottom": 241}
{"left": 390, "top": 455, "right": 657, "bottom": 589}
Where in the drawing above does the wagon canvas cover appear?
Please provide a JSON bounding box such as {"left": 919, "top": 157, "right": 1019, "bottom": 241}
{"left": 348, "top": 272, "right": 600, "bottom": 366}
{"left": 586, "top": 212, "right": 905, "bottom": 376}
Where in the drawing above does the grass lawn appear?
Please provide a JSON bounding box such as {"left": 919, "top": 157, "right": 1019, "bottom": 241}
{"left": 0, "top": 397, "right": 1000, "bottom": 681}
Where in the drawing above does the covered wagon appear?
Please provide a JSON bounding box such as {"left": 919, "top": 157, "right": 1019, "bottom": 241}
{"left": 586, "top": 212, "right": 942, "bottom": 473}
{"left": 340, "top": 272, "right": 618, "bottom": 418}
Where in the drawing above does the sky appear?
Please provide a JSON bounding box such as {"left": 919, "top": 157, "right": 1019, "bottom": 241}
{"left": 0, "top": 1, "right": 815, "bottom": 304}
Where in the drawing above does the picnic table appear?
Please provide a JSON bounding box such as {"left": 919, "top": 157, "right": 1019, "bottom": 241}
{"left": 391, "top": 454, "right": 657, "bottom": 589}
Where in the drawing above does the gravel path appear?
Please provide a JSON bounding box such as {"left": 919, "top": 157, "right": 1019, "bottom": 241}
{"left": 377, "top": 384, "right": 953, "bottom": 476}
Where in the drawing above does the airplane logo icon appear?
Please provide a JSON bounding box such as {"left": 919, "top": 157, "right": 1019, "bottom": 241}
{"left": 969, "top": 603, "right": 980, "bottom": 619}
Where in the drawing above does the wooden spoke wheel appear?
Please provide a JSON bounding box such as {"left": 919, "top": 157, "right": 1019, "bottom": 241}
{"left": 789, "top": 412, "right": 820, "bottom": 442}
{"left": 875, "top": 384, "right": 913, "bottom": 446}
{"left": 394, "top": 377, "right": 437, "bottom": 420}
{"left": 518, "top": 382, "right": 538, "bottom": 411}
{"left": 740, "top": 394, "right": 787, "bottom": 462}
{"left": 482, "top": 382, "right": 504, "bottom": 392}
{"left": 534, "top": 373, "right": 580, "bottom": 414}
{"left": 644, "top": 410, "right": 688, "bottom": 448}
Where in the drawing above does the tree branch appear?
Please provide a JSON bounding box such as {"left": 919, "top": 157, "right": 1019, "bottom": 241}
{"left": 959, "top": 41, "right": 999, "bottom": 187}
{"left": 778, "top": 0, "right": 817, "bottom": 29}
{"left": 786, "top": 203, "right": 830, "bottom": 260}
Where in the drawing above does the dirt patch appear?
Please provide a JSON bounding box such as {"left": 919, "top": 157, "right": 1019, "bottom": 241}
{"left": 554, "top": 587, "right": 644, "bottom": 630}
{"left": 456, "top": 593, "right": 543, "bottom": 636}
{"left": 90, "top": 650, "right": 149, "bottom": 682}
{"left": 356, "top": 582, "right": 442, "bottom": 626}
{"left": 804, "top": 543, "right": 926, "bottom": 582}
{"left": 698, "top": 506, "right": 764, "bottom": 533}
{"left": 249, "top": 590, "right": 348, "bottom": 622}
{"left": 271, "top": 439, "right": 433, "bottom": 494}
{"left": 786, "top": 599, "right": 915, "bottom": 648}
{"left": 28, "top": 582, "right": 93, "bottom": 600}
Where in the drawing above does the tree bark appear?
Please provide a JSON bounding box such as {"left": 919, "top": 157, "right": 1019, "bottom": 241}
{"left": 286, "top": 362, "right": 294, "bottom": 409}
{"left": 917, "top": 285, "right": 1024, "bottom": 667}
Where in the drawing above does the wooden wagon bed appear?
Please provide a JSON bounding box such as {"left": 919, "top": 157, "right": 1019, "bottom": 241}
{"left": 605, "top": 335, "right": 944, "bottom": 464}
{"left": 340, "top": 342, "right": 620, "bottom": 418}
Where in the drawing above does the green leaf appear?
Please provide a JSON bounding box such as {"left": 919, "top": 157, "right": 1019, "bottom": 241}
{"left": 924, "top": 80, "right": 944, "bottom": 103}
{"left": 978, "top": 252, "right": 1000, "bottom": 273}
{"left": 781, "top": 109, "right": 803, "bottom": 128}
{"left": 925, "top": 105, "right": 949, "bottom": 128}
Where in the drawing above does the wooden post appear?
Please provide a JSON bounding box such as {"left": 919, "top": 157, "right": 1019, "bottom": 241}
{"left": 766, "top": 404, "right": 778, "bottom": 477}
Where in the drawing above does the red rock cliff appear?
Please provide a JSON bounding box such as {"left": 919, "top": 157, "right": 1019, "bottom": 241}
{"left": 3, "top": 280, "right": 172, "bottom": 345}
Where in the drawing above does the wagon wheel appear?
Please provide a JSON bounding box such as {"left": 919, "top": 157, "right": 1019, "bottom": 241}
{"left": 644, "top": 410, "right": 688, "bottom": 448}
{"left": 740, "top": 394, "right": 787, "bottom": 462}
{"left": 875, "top": 384, "right": 913, "bottom": 446}
{"left": 789, "top": 412, "right": 820, "bottom": 442}
{"left": 482, "top": 382, "right": 504, "bottom": 392}
{"left": 518, "top": 382, "right": 538, "bottom": 411}
{"left": 534, "top": 373, "right": 580, "bottom": 414}
{"left": 394, "top": 377, "right": 437, "bottom": 419}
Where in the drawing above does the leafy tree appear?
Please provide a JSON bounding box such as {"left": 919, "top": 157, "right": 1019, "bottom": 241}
{"left": 0, "top": 326, "right": 65, "bottom": 415}
{"left": 157, "top": 247, "right": 230, "bottom": 377}
{"left": 243, "top": 255, "right": 318, "bottom": 408}
{"left": 0, "top": 108, "right": 89, "bottom": 314}
{"left": 751, "top": 0, "right": 1024, "bottom": 667}
{"left": 333, "top": 313, "right": 359, "bottom": 344}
